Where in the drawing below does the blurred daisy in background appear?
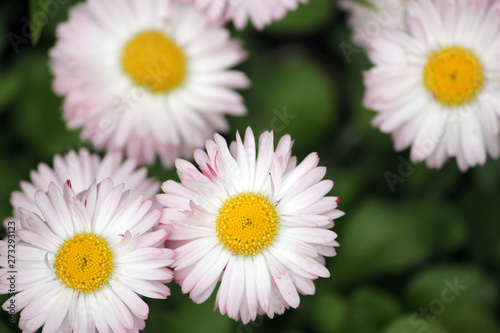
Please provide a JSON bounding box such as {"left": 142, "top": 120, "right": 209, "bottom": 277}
{"left": 176, "top": 0, "right": 308, "bottom": 30}
{"left": 340, "top": 0, "right": 408, "bottom": 48}
{"left": 50, "top": 0, "right": 249, "bottom": 167}
{"left": 158, "top": 127, "right": 343, "bottom": 323}
{"left": 363, "top": 0, "right": 500, "bottom": 170}
{"left": 6, "top": 148, "right": 159, "bottom": 227}
{"left": 0, "top": 179, "right": 174, "bottom": 332}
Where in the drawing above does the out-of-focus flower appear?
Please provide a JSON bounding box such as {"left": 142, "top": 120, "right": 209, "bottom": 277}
{"left": 340, "top": 0, "right": 408, "bottom": 48}
{"left": 50, "top": 0, "right": 249, "bottom": 167}
{"left": 177, "top": 0, "right": 308, "bottom": 30}
{"left": 364, "top": 0, "right": 500, "bottom": 170}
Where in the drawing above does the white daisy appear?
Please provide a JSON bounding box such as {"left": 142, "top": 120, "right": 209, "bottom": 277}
{"left": 176, "top": 0, "right": 308, "bottom": 30}
{"left": 0, "top": 179, "right": 175, "bottom": 332}
{"left": 340, "top": 0, "right": 408, "bottom": 48}
{"left": 157, "top": 127, "right": 343, "bottom": 323}
{"left": 363, "top": 0, "right": 500, "bottom": 170}
{"left": 6, "top": 148, "right": 159, "bottom": 227}
{"left": 50, "top": 0, "right": 250, "bottom": 167}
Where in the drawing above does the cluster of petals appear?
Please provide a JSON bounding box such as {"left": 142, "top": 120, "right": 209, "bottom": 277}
{"left": 158, "top": 128, "right": 343, "bottom": 323}
{"left": 6, "top": 148, "right": 159, "bottom": 226}
{"left": 50, "top": 0, "right": 250, "bottom": 167}
{"left": 0, "top": 179, "right": 174, "bottom": 332}
{"left": 339, "top": 0, "right": 408, "bottom": 48}
{"left": 363, "top": 0, "right": 500, "bottom": 170}
{"left": 176, "top": 0, "right": 308, "bottom": 30}
{"left": 1, "top": 0, "right": 346, "bottom": 330}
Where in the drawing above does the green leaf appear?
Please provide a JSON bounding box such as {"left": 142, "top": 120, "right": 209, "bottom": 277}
{"left": 267, "top": 0, "right": 336, "bottom": 35}
{"left": 0, "top": 155, "right": 32, "bottom": 222}
{"left": 343, "top": 0, "right": 377, "bottom": 9}
{"left": 230, "top": 51, "right": 338, "bottom": 152}
{"left": 309, "top": 292, "right": 349, "bottom": 333}
{"left": 330, "top": 198, "right": 439, "bottom": 286}
{"left": 0, "top": 2, "right": 24, "bottom": 54}
{"left": 11, "top": 51, "right": 80, "bottom": 158}
{"left": 405, "top": 265, "right": 498, "bottom": 310}
{"left": 325, "top": 164, "right": 370, "bottom": 209}
{"left": 383, "top": 316, "right": 448, "bottom": 333}
{"left": 415, "top": 201, "right": 467, "bottom": 256}
{"left": 329, "top": 26, "right": 393, "bottom": 152}
{"left": 347, "top": 287, "right": 403, "bottom": 333}
{"left": 29, "top": 0, "right": 55, "bottom": 45}
{"left": 459, "top": 191, "right": 500, "bottom": 270}
{"left": 330, "top": 196, "right": 469, "bottom": 287}
{"left": 0, "top": 69, "right": 23, "bottom": 112}
{"left": 0, "top": 15, "right": 7, "bottom": 55}
{"left": 0, "top": 318, "right": 15, "bottom": 333}
{"left": 147, "top": 285, "right": 233, "bottom": 333}
{"left": 0, "top": 294, "right": 16, "bottom": 333}
{"left": 146, "top": 160, "right": 180, "bottom": 182}
{"left": 438, "top": 301, "right": 500, "bottom": 333}
{"left": 471, "top": 157, "right": 500, "bottom": 192}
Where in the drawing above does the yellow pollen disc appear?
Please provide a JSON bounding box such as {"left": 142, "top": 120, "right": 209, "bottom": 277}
{"left": 54, "top": 232, "right": 114, "bottom": 293}
{"left": 216, "top": 193, "right": 279, "bottom": 257}
{"left": 423, "top": 46, "right": 484, "bottom": 106}
{"left": 122, "top": 30, "right": 186, "bottom": 93}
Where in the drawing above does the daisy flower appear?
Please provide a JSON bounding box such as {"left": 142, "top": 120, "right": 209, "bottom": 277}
{"left": 0, "top": 179, "right": 175, "bottom": 332}
{"left": 363, "top": 0, "right": 500, "bottom": 170}
{"left": 176, "top": 0, "right": 308, "bottom": 30}
{"left": 50, "top": 0, "right": 250, "bottom": 167}
{"left": 6, "top": 148, "right": 159, "bottom": 226}
{"left": 340, "top": 0, "right": 408, "bottom": 48}
{"left": 157, "top": 128, "right": 343, "bottom": 323}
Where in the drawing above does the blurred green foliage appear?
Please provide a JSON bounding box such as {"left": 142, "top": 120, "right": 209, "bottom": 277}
{"left": 0, "top": 0, "right": 499, "bottom": 332}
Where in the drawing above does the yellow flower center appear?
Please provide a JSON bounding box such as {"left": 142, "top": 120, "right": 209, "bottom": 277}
{"left": 216, "top": 193, "right": 279, "bottom": 256}
{"left": 122, "top": 30, "right": 186, "bottom": 93}
{"left": 423, "top": 46, "right": 484, "bottom": 106}
{"left": 54, "top": 233, "right": 114, "bottom": 293}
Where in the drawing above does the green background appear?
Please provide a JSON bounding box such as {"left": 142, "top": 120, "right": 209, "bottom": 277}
{"left": 0, "top": 0, "right": 499, "bottom": 332}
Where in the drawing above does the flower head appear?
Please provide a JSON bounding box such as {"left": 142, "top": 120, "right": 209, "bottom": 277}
{"left": 340, "top": 0, "right": 408, "bottom": 48}
{"left": 157, "top": 128, "right": 343, "bottom": 323}
{"left": 7, "top": 148, "right": 159, "bottom": 227}
{"left": 177, "top": 0, "right": 308, "bottom": 30}
{"left": 0, "top": 179, "right": 175, "bottom": 332}
{"left": 363, "top": 0, "right": 500, "bottom": 170}
{"left": 50, "top": 0, "right": 250, "bottom": 167}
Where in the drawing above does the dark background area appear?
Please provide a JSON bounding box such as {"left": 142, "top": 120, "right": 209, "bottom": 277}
{"left": 0, "top": 0, "right": 499, "bottom": 332}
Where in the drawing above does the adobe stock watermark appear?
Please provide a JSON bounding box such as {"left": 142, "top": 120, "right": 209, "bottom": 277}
{"left": 384, "top": 121, "right": 446, "bottom": 192}
{"left": 235, "top": 316, "right": 264, "bottom": 333}
{"left": 260, "top": 106, "right": 296, "bottom": 134}
{"left": 6, "top": 221, "right": 17, "bottom": 324}
{"left": 7, "top": 0, "right": 70, "bottom": 53}
{"left": 405, "top": 277, "right": 468, "bottom": 333}
{"left": 383, "top": 81, "right": 500, "bottom": 193}
{"left": 384, "top": 118, "right": 453, "bottom": 192}
{"left": 339, "top": 0, "right": 406, "bottom": 63}
{"left": 384, "top": 155, "right": 415, "bottom": 193}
